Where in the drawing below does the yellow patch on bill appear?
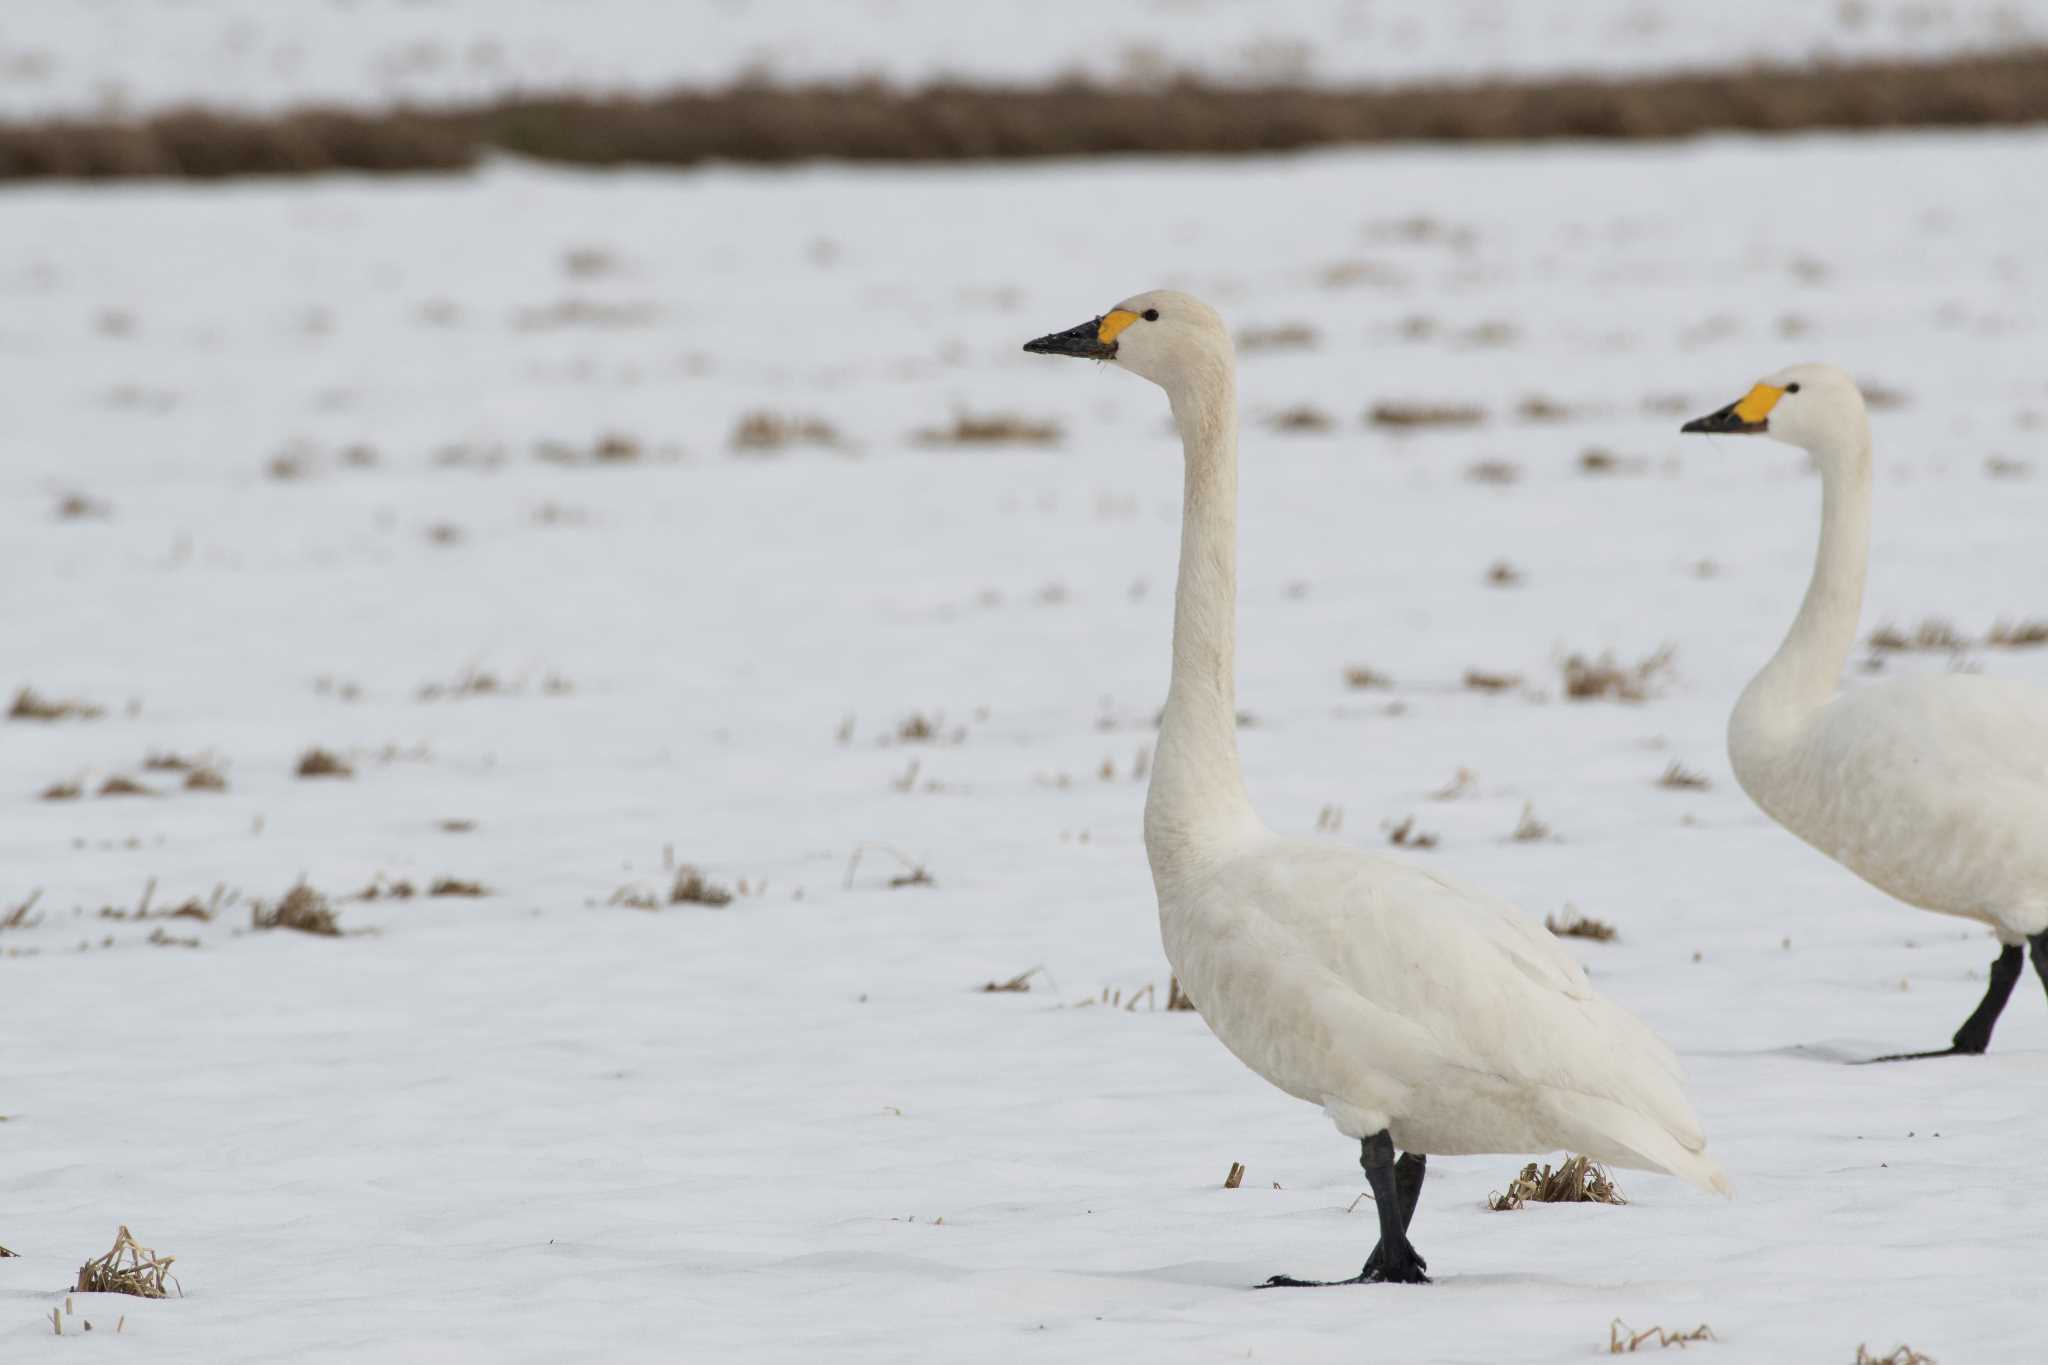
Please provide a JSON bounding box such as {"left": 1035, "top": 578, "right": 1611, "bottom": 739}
{"left": 1098, "top": 309, "right": 1140, "bottom": 345}
{"left": 1732, "top": 383, "right": 1785, "bottom": 424}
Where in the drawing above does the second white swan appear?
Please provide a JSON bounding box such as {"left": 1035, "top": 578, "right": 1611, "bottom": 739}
{"left": 1684, "top": 365, "right": 2048, "bottom": 1060}
{"left": 1025, "top": 290, "right": 1727, "bottom": 1286}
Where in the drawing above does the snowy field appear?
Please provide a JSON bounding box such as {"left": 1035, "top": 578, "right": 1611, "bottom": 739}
{"left": 4, "top": 127, "right": 2048, "bottom": 1360}
{"left": 2, "top": 0, "right": 2047, "bottom": 117}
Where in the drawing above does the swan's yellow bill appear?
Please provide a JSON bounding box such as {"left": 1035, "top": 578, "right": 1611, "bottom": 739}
{"left": 1732, "top": 383, "right": 1785, "bottom": 424}
{"left": 1097, "top": 309, "right": 1141, "bottom": 345}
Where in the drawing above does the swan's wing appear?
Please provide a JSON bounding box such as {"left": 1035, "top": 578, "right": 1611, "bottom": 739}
{"left": 1832, "top": 674, "right": 2048, "bottom": 785}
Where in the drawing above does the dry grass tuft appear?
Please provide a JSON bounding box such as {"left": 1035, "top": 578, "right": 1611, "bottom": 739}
{"left": 252, "top": 883, "right": 340, "bottom": 936}
{"left": 56, "top": 491, "right": 112, "bottom": 519}
{"left": 1511, "top": 803, "right": 1552, "bottom": 842}
{"left": 1609, "top": 1320, "right": 1715, "bottom": 1353}
{"left": 1546, "top": 907, "right": 1616, "bottom": 941}
{"left": 1385, "top": 816, "right": 1438, "bottom": 850}
{"left": 1343, "top": 665, "right": 1393, "bottom": 691}
{"left": 1463, "top": 669, "right": 1523, "bottom": 694}
{"left": 979, "top": 967, "right": 1041, "bottom": 993}
{"left": 1563, "top": 646, "right": 1673, "bottom": 703}
{"left": 428, "top": 878, "right": 487, "bottom": 898}
{"left": 75, "top": 1226, "right": 179, "bottom": 1298}
{"left": 1268, "top": 405, "right": 1336, "bottom": 434}
{"left": 1369, "top": 401, "right": 1485, "bottom": 430}
{"left": 1988, "top": 619, "right": 2048, "bottom": 649}
{"left": 1854, "top": 1347, "right": 1935, "bottom": 1365}
{"left": 40, "top": 779, "right": 83, "bottom": 801}
{"left": 1223, "top": 1161, "right": 1246, "bottom": 1189}
{"left": 2, "top": 890, "right": 43, "bottom": 931}
{"left": 732, "top": 411, "right": 842, "bottom": 454}
{"left": 1516, "top": 395, "right": 1573, "bottom": 422}
{"left": 1658, "top": 761, "right": 1711, "bottom": 790}
{"left": 1166, "top": 976, "right": 1197, "bottom": 1011}
{"left": 1868, "top": 619, "right": 1967, "bottom": 653}
{"left": 9, "top": 687, "right": 105, "bottom": 722}
{"left": 1489, "top": 1154, "right": 1627, "bottom": 1210}
{"left": 296, "top": 747, "right": 354, "bottom": 779}
{"left": 97, "top": 775, "right": 155, "bottom": 798}
{"left": 184, "top": 767, "right": 227, "bottom": 792}
{"left": 914, "top": 412, "right": 1061, "bottom": 446}
{"left": 1485, "top": 559, "right": 1523, "bottom": 587}
{"left": 1237, "top": 323, "right": 1318, "bottom": 352}
{"left": 1466, "top": 459, "right": 1521, "bottom": 485}
{"left": 671, "top": 867, "right": 734, "bottom": 907}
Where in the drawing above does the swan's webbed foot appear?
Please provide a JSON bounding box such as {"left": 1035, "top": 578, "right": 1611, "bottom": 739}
{"left": 1256, "top": 1134, "right": 1431, "bottom": 1288}
{"left": 1862, "top": 942, "right": 2026, "bottom": 1063}
{"left": 1257, "top": 1244, "right": 1431, "bottom": 1289}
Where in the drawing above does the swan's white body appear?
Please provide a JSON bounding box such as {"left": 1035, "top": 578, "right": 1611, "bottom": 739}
{"left": 1052, "top": 290, "right": 1727, "bottom": 1195}
{"left": 1712, "top": 364, "right": 2048, "bottom": 944}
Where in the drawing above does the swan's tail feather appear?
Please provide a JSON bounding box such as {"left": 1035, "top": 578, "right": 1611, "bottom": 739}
{"left": 1538, "top": 1092, "right": 1733, "bottom": 1198}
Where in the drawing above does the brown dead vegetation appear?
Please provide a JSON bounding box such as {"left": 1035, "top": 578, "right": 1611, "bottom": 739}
{"left": 1515, "top": 395, "right": 1573, "bottom": 422}
{"left": 1546, "top": 908, "right": 1616, "bottom": 941}
{"left": 1466, "top": 459, "right": 1521, "bottom": 485}
{"left": 913, "top": 412, "right": 1062, "bottom": 446}
{"left": 428, "top": 878, "right": 488, "bottom": 898}
{"left": 731, "top": 411, "right": 842, "bottom": 454}
{"left": 1988, "top": 619, "right": 2048, "bottom": 649}
{"left": 1854, "top": 1347, "right": 1936, "bottom": 1365}
{"left": 1867, "top": 618, "right": 1967, "bottom": 653}
{"left": 39, "top": 780, "right": 83, "bottom": 801}
{"left": 1166, "top": 977, "right": 1197, "bottom": 1011}
{"left": 97, "top": 775, "right": 155, "bottom": 798}
{"left": 1385, "top": 816, "right": 1438, "bottom": 850}
{"left": 75, "top": 1226, "right": 179, "bottom": 1299}
{"left": 9, "top": 687, "right": 104, "bottom": 722}
{"left": 1608, "top": 1320, "right": 1715, "bottom": 1354}
{"left": 1, "top": 53, "right": 2045, "bottom": 183}
{"left": 1268, "top": 405, "right": 1336, "bottom": 434}
{"left": 1343, "top": 665, "right": 1393, "bottom": 691}
{"left": 1463, "top": 669, "right": 1523, "bottom": 694}
{"left": 296, "top": 747, "right": 354, "bottom": 779}
{"left": 1563, "top": 646, "right": 1673, "bottom": 703}
{"left": 184, "top": 768, "right": 227, "bottom": 792}
{"left": 1658, "top": 761, "right": 1711, "bottom": 791}
{"left": 56, "top": 491, "right": 112, "bottom": 519}
{"left": 1237, "top": 323, "right": 1319, "bottom": 353}
{"left": 1369, "top": 401, "right": 1485, "bottom": 430}
{"left": 1489, "top": 1154, "right": 1626, "bottom": 1210}
{"left": 979, "top": 967, "right": 1041, "bottom": 993}
{"left": 671, "top": 867, "right": 734, "bottom": 907}
{"left": 252, "top": 883, "right": 340, "bottom": 936}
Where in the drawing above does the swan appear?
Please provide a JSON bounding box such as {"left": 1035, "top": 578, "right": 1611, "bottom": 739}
{"left": 1024, "top": 291, "right": 1729, "bottom": 1286}
{"left": 1683, "top": 365, "right": 2048, "bottom": 1060}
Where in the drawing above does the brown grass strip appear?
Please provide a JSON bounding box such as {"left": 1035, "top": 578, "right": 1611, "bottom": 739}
{"left": 3, "top": 51, "right": 2047, "bottom": 181}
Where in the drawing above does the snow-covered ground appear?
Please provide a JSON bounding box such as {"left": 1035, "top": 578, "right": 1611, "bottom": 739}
{"left": 2, "top": 0, "right": 2046, "bottom": 117}
{"left": 4, "top": 128, "right": 2048, "bottom": 1360}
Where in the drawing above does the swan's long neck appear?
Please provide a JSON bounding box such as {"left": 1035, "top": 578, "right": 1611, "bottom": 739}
{"left": 1146, "top": 352, "right": 1261, "bottom": 884}
{"left": 1732, "top": 416, "right": 1874, "bottom": 758}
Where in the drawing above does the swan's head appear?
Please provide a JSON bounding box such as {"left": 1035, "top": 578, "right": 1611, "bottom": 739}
{"left": 1680, "top": 363, "right": 1867, "bottom": 450}
{"left": 1022, "top": 290, "right": 1230, "bottom": 390}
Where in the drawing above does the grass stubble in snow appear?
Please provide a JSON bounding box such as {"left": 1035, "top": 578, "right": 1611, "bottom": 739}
{"left": 1, "top": 127, "right": 2046, "bottom": 1360}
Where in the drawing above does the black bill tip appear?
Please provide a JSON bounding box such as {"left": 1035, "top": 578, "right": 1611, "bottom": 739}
{"left": 1680, "top": 403, "right": 1765, "bottom": 435}
{"left": 1024, "top": 316, "right": 1116, "bottom": 360}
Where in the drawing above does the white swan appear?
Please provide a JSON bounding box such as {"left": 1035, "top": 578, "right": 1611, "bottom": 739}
{"left": 1025, "top": 291, "right": 1728, "bottom": 1286}
{"left": 1683, "top": 365, "right": 2048, "bottom": 1060}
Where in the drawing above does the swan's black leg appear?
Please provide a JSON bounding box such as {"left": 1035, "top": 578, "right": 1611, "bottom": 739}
{"left": 1258, "top": 1132, "right": 1430, "bottom": 1288}
{"left": 1866, "top": 943, "right": 2024, "bottom": 1062}
{"left": 1358, "top": 1151, "right": 1426, "bottom": 1279}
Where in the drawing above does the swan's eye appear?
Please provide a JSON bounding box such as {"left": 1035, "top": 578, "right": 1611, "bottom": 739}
{"left": 1785, "top": 383, "right": 1801, "bottom": 394}
{"left": 1142, "top": 308, "right": 1159, "bottom": 321}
